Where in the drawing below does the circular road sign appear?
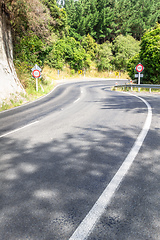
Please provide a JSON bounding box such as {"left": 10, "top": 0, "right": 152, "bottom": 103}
{"left": 32, "top": 69, "right": 41, "bottom": 78}
{"left": 136, "top": 63, "right": 144, "bottom": 73}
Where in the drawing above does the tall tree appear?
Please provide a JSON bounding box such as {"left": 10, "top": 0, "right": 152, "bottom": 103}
{"left": 95, "top": 0, "right": 115, "bottom": 42}
{"left": 65, "top": 0, "right": 160, "bottom": 42}
{"left": 113, "top": 0, "right": 160, "bottom": 40}
{"left": 65, "top": 0, "right": 99, "bottom": 41}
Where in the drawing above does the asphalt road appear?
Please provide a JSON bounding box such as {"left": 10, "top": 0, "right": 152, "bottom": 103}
{"left": 0, "top": 79, "right": 160, "bottom": 240}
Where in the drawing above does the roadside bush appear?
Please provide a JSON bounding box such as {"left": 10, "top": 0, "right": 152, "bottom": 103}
{"left": 139, "top": 24, "right": 160, "bottom": 84}
{"left": 112, "top": 35, "right": 140, "bottom": 71}
{"left": 14, "top": 32, "right": 45, "bottom": 68}
{"left": 127, "top": 53, "right": 141, "bottom": 81}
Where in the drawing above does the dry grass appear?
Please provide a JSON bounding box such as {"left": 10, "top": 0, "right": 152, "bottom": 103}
{"left": 42, "top": 65, "right": 129, "bottom": 82}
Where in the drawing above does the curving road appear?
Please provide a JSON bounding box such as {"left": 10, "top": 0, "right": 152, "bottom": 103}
{"left": 0, "top": 79, "right": 160, "bottom": 240}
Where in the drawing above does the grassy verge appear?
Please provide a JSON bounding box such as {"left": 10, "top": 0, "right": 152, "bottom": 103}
{"left": 112, "top": 86, "right": 160, "bottom": 93}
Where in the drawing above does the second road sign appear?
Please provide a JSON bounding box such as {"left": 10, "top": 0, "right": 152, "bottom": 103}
{"left": 135, "top": 63, "right": 144, "bottom": 73}
{"left": 32, "top": 69, "right": 41, "bottom": 78}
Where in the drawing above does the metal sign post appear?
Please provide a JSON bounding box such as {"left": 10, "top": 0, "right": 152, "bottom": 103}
{"left": 36, "top": 78, "right": 38, "bottom": 92}
{"left": 135, "top": 63, "right": 144, "bottom": 91}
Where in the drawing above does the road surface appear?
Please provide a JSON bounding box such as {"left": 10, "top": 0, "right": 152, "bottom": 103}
{"left": 0, "top": 79, "right": 160, "bottom": 240}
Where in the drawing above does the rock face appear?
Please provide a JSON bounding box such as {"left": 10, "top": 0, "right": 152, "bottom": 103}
{"left": 0, "top": 4, "right": 25, "bottom": 102}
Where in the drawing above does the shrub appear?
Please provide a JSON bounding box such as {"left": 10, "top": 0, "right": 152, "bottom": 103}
{"left": 140, "top": 24, "right": 160, "bottom": 84}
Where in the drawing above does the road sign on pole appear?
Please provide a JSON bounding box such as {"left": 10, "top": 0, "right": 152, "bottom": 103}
{"left": 31, "top": 64, "right": 42, "bottom": 72}
{"left": 135, "top": 63, "right": 144, "bottom": 86}
{"left": 135, "top": 63, "right": 144, "bottom": 73}
{"left": 32, "top": 69, "right": 41, "bottom": 78}
{"left": 135, "top": 74, "right": 143, "bottom": 78}
{"left": 31, "top": 64, "right": 42, "bottom": 91}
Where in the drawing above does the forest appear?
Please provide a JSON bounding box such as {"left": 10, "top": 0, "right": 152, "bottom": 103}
{"left": 3, "top": 0, "right": 160, "bottom": 87}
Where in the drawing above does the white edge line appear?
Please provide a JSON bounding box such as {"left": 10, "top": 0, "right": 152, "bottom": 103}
{"left": 0, "top": 121, "right": 39, "bottom": 139}
{"left": 74, "top": 87, "right": 84, "bottom": 104}
{"left": 69, "top": 93, "right": 152, "bottom": 240}
{"left": 74, "top": 98, "right": 80, "bottom": 103}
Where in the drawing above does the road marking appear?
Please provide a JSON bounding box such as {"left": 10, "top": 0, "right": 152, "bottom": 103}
{"left": 0, "top": 121, "right": 39, "bottom": 139}
{"left": 73, "top": 88, "right": 84, "bottom": 104}
{"left": 74, "top": 98, "right": 80, "bottom": 103}
{"left": 69, "top": 94, "right": 152, "bottom": 240}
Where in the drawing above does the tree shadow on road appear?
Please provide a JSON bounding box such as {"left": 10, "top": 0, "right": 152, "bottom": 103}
{"left": 0, "top": 122, "right": 140, "bottom": 240}
{"left": 1, "top": 88, "right": 159, "bottom": 240}
{"left": 88, "top": 127, "right": 160, "bottom": 240}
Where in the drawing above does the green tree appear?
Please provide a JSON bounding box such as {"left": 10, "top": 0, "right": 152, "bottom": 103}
{"left": 112, "top": 35, "right": 140, "bottom": 70}
{"left": 45, "top": 38, "right": 65, "bottom": 69}
{"left": 81, "top": 34, "right": 97, "bottom": 60}
{"left": 65, "top": 0, "right": 99, "bottom": 41}
{"left": 95, "top": 0, "right": 115, "bottom": 42}
{"left": 96, "top": 42, "right": 113, "bottom": 71}
{"left": 14, "top": 32, "right": 46, "bottom": 69}
{"left": 113, "top": 0, "right": 160, "bottom": 40}
{"left": 127, "top": 53, "right": 141, "bottom": 80}
{"left": 41, "top": 0, "right": 68, "bottom": 36}
{"left": 65, "top": 0, "right": 160, "bottom": 42}
{"left": 45, "top": 36, "right": 92, "bottom": 70}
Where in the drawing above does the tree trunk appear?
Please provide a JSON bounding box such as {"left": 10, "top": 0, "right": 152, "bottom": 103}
{"left": 0, "top": 2, "right": 25, "bottom": 102}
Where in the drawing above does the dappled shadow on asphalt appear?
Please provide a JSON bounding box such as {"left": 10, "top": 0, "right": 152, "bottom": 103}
{"left": 88, "top": 128, "right": 160, "bottom": 240}
{"left": 0, "top": 122, "right": 139, "bottom": 240}
{"left": 1, "top": 87, "right": 159, "bottom": 240}
{"left": 94, "top": 94, "right": 147, "bottom": 114}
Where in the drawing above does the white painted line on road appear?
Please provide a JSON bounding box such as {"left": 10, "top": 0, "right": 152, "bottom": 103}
{"left": 0, "top": 121, "right": 39, "bottom": 139}
{"left": 73, "top": 88, "right": 84, "bottom": 104}
{"left": 69, "top": 94, "right": 152, "bottom": 240}
{"left": 74, "top": 98, "right": 80, "bottom": 103}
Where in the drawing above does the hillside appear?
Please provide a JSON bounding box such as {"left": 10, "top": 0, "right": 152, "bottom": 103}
{"left": 0, "top": 0, "right": 160, "bottom": 106}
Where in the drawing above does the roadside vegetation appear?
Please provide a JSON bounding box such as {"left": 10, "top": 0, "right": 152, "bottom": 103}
{"left": 1, "top": 0, "right": 160, "bottom": 110}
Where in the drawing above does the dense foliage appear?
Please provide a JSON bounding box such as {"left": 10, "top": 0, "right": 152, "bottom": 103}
{"left": 140, "top": 24, "right": 160, "bottom": 84}
{"left": 128, "top": 24, "right": 160, "bottom": 84}
{"left": 112, "top": 35, "right": 140, "bottom": 71}
{"left": 64, "top": 0, "right": 160, "bottom": 42}
{"left": 2, "top": 0, "right": 160, "bottom": 84}
{"left": 45, "top": 36, "right": 92, "bottom": 70}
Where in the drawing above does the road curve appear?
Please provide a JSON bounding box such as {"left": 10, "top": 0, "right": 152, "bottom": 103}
{"left": 0, "top": 79, "right": 159, "bottom": 240}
